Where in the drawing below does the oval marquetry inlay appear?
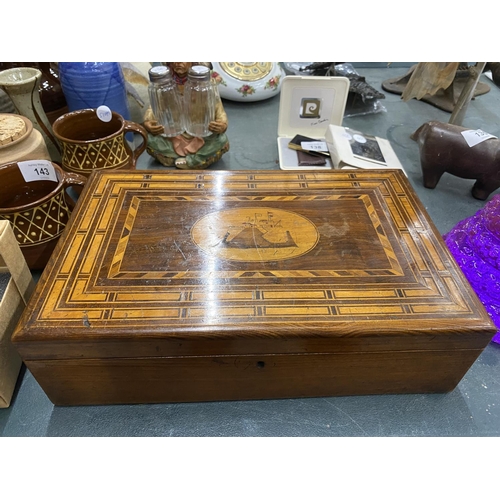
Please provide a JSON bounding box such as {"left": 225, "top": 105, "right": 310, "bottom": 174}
{"left": 191, "top": 207, "right": 319, "bottom": 261}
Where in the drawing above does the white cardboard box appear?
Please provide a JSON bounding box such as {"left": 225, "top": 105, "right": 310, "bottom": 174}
{"left": 325, "top": 124, "right": 405, "bottom": 172}
{"left": 0, "top": 221, "right": 35, "bottom": 408}
{"left": 277, "top": 75, "right": 349, "bottom": 170}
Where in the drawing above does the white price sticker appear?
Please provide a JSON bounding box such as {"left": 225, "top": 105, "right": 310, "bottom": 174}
{"left": 353, "top": 134, "right": 367, "bottom": 144}
{"left": 18, "top": 160, "right": 57, "bottom": 183}
{"left": 461, "top": 129, "right": 497, "bottom": 148}
{"left": 96, "top": 105, "right": 112, "bottom": 122}
{"left": 301, "top": 141, "right": 328, "bottom": 152}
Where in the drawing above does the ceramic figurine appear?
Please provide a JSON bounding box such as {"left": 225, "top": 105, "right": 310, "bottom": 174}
{"left": 144, "top": 62, "right": 229, "bottom": 169}
{"left": 211, "top": 62, "right": 284, "bottom": 102}
{"left": 411, "top": 120, "right": 500, "bottom": 200}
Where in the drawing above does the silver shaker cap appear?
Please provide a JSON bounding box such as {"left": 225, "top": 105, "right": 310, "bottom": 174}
{"left": 188, "top": 65, "right": 211, "bottom": 80}
{"left": 148, "top": 65, "right": 172, "bottom": 83}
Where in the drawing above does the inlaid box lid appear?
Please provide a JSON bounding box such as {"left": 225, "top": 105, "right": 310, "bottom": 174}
{"left": 13, "top": 170, "right": 496, "bottom": 360}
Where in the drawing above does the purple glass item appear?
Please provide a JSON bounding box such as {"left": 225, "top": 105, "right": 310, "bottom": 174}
{"left": 444, "top": 194, "right": 500, "bottom": 343}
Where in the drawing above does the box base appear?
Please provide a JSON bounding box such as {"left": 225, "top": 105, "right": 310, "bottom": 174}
{"left": 27, "top": 349, "right": 480, "bottom": 406}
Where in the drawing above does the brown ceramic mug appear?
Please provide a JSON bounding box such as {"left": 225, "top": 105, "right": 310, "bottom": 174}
{"left": 52, "top": 108, "right": 148, "bottom": 177}
{"left": 0, "top": 160, "right": 86, "bottom": 269}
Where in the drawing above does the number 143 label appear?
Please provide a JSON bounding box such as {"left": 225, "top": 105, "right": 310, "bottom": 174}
{"left": 18, "top": 160, "right": 58, "bottom": 183}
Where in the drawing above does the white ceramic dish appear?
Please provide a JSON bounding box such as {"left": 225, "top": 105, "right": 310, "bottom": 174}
{"left": 211, "top": 62, "right": 285, "bottom": 102}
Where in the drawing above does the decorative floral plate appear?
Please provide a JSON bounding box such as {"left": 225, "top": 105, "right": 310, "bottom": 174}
{"left": 211, "top": 62, "right": 285, "bottom": 102}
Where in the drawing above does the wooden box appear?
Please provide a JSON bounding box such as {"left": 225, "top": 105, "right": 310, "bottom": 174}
{"left": 12, "top": 170, "right": 496, "bottom": 406}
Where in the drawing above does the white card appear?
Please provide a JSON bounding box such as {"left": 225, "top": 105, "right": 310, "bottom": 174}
{"left": 461, "top": 129, "right": 497, "bottom": 148}
{"left": 18, "top": 160, "right": 57, "bottom": 183}
{"left": 301, "top": 141, "right": 328, "bottom": 152}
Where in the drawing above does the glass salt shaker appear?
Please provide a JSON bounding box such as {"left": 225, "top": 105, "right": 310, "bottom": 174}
{"left": 183, "top": 65, "right": 216, "bottom": 138}
{"left": 147, "top": 65, "right": 185, "bottom": 137}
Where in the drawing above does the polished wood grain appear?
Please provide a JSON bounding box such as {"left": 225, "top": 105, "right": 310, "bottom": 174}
{"left": 13, "top": 169, "right": 497, "bottom": 405}
{"left": 27, "top": 349, "right": 483, "bottom": 406}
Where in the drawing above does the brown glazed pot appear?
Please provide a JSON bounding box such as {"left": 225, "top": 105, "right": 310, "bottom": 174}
{"left": 52, "top": 108, "right": 148, "bottom": 178}
{"left": 0, "top": 160, "right": 86, "bottom": 269}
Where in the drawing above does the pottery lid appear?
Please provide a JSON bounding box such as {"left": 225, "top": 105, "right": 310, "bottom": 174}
{"left": 0, "top": 113, "right": 32, "bottom": 149}
{"left": 148, "top": 65, "right": 172, "bottom": 83}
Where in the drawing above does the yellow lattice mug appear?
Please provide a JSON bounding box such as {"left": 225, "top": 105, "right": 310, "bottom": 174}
{"left": 0, "top": 160, "right": 86, "bottom": 269}
{"left": 52, "top": 108, "right": 148, "bottom": 177}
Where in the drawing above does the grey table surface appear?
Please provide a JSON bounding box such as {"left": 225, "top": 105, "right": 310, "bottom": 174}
{"left": 2, "top": 65, "right": 500, "bottom": 437}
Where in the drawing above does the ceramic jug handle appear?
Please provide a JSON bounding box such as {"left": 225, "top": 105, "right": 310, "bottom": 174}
{"left": 123, "top": 121, "right": 148, "bottom": 167}
{"left": 61, "top": 170, "right": 87, "bottom": 207}
{"left": 62, "top": 170, "right": 87, "bottom": 189}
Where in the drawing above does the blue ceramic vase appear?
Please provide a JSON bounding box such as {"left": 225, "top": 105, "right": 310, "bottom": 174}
{"left": 58, "top": 62, "right": 130, "bottom": 119}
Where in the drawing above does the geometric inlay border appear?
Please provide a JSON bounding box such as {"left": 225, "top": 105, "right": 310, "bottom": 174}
{"left": 34, "top": 170, "right": 483, "bottom": 327}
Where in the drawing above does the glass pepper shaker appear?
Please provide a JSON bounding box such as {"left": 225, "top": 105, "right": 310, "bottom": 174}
{"left": 147, "top": 65, "right": 185, "bottom": 137}
{"left": 183, "top": 65, "right": 216, "bottom": 138}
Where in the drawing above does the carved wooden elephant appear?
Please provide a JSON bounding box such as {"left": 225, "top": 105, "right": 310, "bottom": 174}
{"left": 411, "top": 120, "right": 500, "bottom": 200}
